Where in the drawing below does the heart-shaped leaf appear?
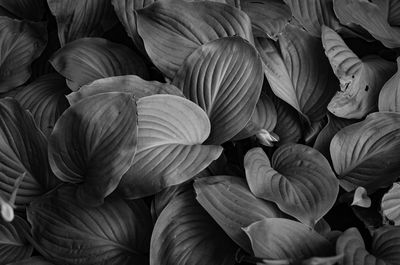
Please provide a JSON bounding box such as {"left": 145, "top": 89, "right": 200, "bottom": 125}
{"left": 0, "top": 17, "right": 47, "bottom": 92}
{"left": 150, "top": 189, "right": 236, "bottom": 265}
{"left": 244, "top": 145, "right": 339, "bottom": 227}
{"left": 322, "top": 26, "right": 396, "bottom": 119}
{"left": 136, "top": 0, "right": 253, "bottom": 78}
{"left": 48, "top": 92, "right": 138, "bottom": 206}
{"left": 351, "top": 187, "right": 371, "bottom": 208}
{"left": 173, "top": 36, "right": 263, "bottom": 144}
{"left": 379, "top": 57, "right": 400, "bottom": 113}
{"left": 48, "top": 0, "right": 117, "bottom": 46}
{"left": 50, "top": 37, "right": 148, "bottom": 91}
{"left": 381, "top": 183, "right": 400, "bottom": 225}
{"left": 27, "top": 185, "right": 152, "bottom": 265}
{"left": 330, "top": 112, "right": 400, "bottom": 192}
{"left": 0, "top": 0, "right": 45, "bottom": 20}
{"left": 14, "top": 74, "right": 70, "bottom": 138}
{"left": 119, "top": 95, "right": 222, "bottom": 199}
{"left": 194, "top": 175, "right": 283, "bottom": 253}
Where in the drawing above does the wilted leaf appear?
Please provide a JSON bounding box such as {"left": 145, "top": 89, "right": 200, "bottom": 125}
{"left": 351, "top": 187, "right": 371, "bottom": 208}
{"left": 173, "top": 37, "right": 263, "bottom": 144}
{"left": 381, "top": 183, "right": 400, "bottom": 225}
{"left": 0, "top": 0, "right": 45, "bottom": 20}
{"left": 379, "top": 57, "right": 400, "bottom": 113}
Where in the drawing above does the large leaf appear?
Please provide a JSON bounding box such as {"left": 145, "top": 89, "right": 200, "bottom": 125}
{"left": 50, "top": 37, "right": 148, "bottom": 91}
{"left": 47, "top": 0, "right": 117, "bottom": 46}
{"left": 381, "top": 183, "right": 400, "bottom": 225}
{"left": 255, "top": 25, "right": 337, "bottom": 124}
{"left": 48, "top": 92, "right": 138, "bottom": 206}
{"left": 194, "top": 175, "right": 283, "bottom": 253}
{"left": 334, "top": 0, "right": 400, "bottom": 48}
{"left": 379, "top": 57, "right": 400, "bottom": 113}
{"left": 244, "top": 145, "right": 339, "bottom": 227}
{"left": 173, "top": 37, "right": 263, "bottom": 144}
{"left": 136, "top": 0, "right": 253, "bottom": 78}
{"left": 150, "top": 189, "right": 236, "bottom": 265}
{"left": 27, "top": 185, "right": 152, "bottom": 265}
{"left": 330, "top": 112, "right": 400, "bottom": 192}
{"left": 14, "top": 74, "right": 70, "bottom": 138}
{"left": 119, "top": 95, "right": 222, "bottom": 199}
{"left": 0, "top": 0, "right": 45, "bottom": 20}
{"left": 0, "top": 17, "right": 47, "bottom": 92}
{"left": 0, "top": 98, "right": 57, "bottom": 209}
{"left": 322, "top": 26, "right": 396, "bottom": 119}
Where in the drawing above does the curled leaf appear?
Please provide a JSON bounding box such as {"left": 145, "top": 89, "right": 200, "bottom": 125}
{"left": 351, "top": 187, "right": 371, "bottom": 208}
{"left": 379, "top": 57, "right": 400, "bottom": 113}
{"left": 381, "top": 183, "right": 400, "bottom": 225}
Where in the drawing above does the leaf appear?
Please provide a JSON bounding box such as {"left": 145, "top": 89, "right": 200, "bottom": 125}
{"left": 243, "top": 218, "right": 334, "bottom": 260}
{"left": 47, "top": 0, "right": 117, "bottom": 46}
{"left": 0, "top": 98, "right": 57, "bottom": 209}
{"left": 333, "top": 0, "right": 400, "bottom": 48}
{"left": 119, "top": 95, "right": 223, "bottom": 199}
{"left": 173, "top": 37, "right": 263, "bottom": 144}
{"left": 322, "top": 26, "right": 396, "bottom": 119}
{"left": 0, "top": 0, "right": 45, "bottom": 20}
{"left": 27, "top": 185, "right": 152, "bottom": 265}
{"left": 14, "top": 74, "right": 70, "bottom": 138}
{"left": 6, "top": 256, "right": 54, "bottom": 265}
{"left": 136, "top": 0, "right": 253, "bottom": 78}
{"left": 150, "top": 190, "right": 236, "bottom": 265}
{"left": 194, "top": 175, "right": 283, "bottom": 253}
{"left": 379, "top": 57, "right": 400, "bottom": 113}
{"left": 48, "top": 92, "right": 138, "bottom": 206}
{"left": 351, "top": 187, "right": 371, "bottom": 208}
{"left": 67, "top": 75, "right": 184, "bottom": 105}
{"left": 244, "top": 145, "right": 339, "bottom": 227}
{"left": 50, "top": 37, "right": 148, "bottom": 91}
{"left": 330, "top": 112, "right": 400, "bottom": 192}
{"left": 255, "top": 25, "right": 337, "bottom": 124}
{"left": 381, "top": 183, "right": 400, "bottom": 225}
{"left": 0, "top": 17, "right": 47, "bottom": 92}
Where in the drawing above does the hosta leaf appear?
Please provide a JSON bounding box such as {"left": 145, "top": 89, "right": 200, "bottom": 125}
{"left": 7, "top": 257, "right": 54, "bottom": 265}
{"left": 150, "top": 190, "right": 236, "bottom": 265}
{"left": 381, "top": 183, "right": 400, "bottom": 225}
{"left": 194, "top": 175, "right": 283, "bottom": 253}
{"left": 0, "top": 0, "right": 45, "bottom": 20}
{"left": 67, "top": 75, "right": 183, "bottom": 105}
{"left": 48, "top": 92, "right": 138, "bottom": 206}
{"left": 330, "top": 112, "right": 400, "bottom": 192}
{"left": 136, "top": 0, "right": 253, "bottom": 78}
{"left": 255, "top": 25, "right": 337, "bottom": 123}
{"left": 244, "top": 145, "right": 339, "bottom": 227}
{"left": 241, "top": 0, "right": 291, "bottom": 40}
{"left": 14, "top": 74, "right": 70, "bottom": 138}
{"left": 0, "top": 98, "right": 57, "bottom": 209}
{"left": 334, "top": 0, "right": 400, "bottom": 48}
{"left": 50, "top": 37, "right": 148, "bottom": 91}
{"left": 119, "top": 95, "right": 222, "bottom": 199}
{"left": 379, "top": 57, "right": 400, "bottom": 113}
{"left": 48, "top": 0, "right": 117, "bottom": 46}
{"left": 351, "top": 187, "right": 371, "bottom": 208}
{"left": 27, "top": 185, "right": 152, "bottom": 265}
{"left": 0, "top": 17, "right": 47, "bottom": 92}
{"left": 173, "top": 37, "right": 263, "bottom": 144}
{"left": 322, "top": 26, "right": 396, "bottom": 119}
{"left": 244, "top": 218, "right": 333, "bottom": 260}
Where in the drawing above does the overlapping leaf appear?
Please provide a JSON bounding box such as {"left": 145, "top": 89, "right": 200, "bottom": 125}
{"left": 173, "top": 37, "right": 263, "bottom": 144}
{"left": 48, "top": 92, "right": 138, "bottom": 206}
{"left": 0, "top": 0, "right": 45, "bottom": 20}
{"left": 0, "top": 17, "right": 47, "bottom": 92}
{"left": 244, "top": 145, "right": 339, "bottom": 227}
{"left": 322, "top": 26, "right": 396, "bottom": 119}
{"left": 50, "top": 37, "right": 148, "bottom": 91}
{"left": 194, "top": 175, "right": 283, "bottom": 253}
{"left": 330, "top": 112, "right": 400, "bottom": 192}
{"left": 379, "top": 57, "right": 400, "bottom": 113}
{"left": 27, "top": 185, "right": 152, "bottom": 265}
{"left": 119, "top": 95, "right": 222, "bottom": 199}
{"left": 136, "top": 0, "right": 253, "bottom": 78}
{"left": 381, "top": 183, "right": 400, "bottom": 225}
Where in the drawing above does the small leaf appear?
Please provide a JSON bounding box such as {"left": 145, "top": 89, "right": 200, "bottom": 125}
{"left": 381, "top": 183, "right": 400, "bottom": 225}
{"left": 351, "top": 187, "right": 371, "bottom": 208}
{"left": 379, "top": 57, "right": 400, "bottom": 113}
{"left": 0, "top": 0, "right": 45, "bottom": 20}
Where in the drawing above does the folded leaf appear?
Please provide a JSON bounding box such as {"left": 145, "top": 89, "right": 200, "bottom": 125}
{"left": 15, "top": 74, "right": 70, "bottom": 138}
{"left": 27, "top": 185, "right": 152, "bottom": 265}
{"left": 151, "top": 190, "right": 236, "bottom": 265}
{"left": 119, "top": 95, "right": 222, "bottom": 199}
{"left": 244, "top": 145, "right": 339, "bottom": 227}
{"left": 6, "top": 256, "right": 54, "bottom": 265}
{"left": 0, "top": 0, "right": 45, "bottom": 20}
{"left": 67, "top": 75, "right": 183, "bottom": 105}
{"left": 381, "top": 183, "right": 400, "bottom": 225}
{"left": 173, "top": 37, "right": 263, "bottom": 144}
{"left": 136, "top": 0, "right": 253, "bottom": 78}
{"left": 330, "top": 112, "right": 400, "bottom": 192}
{"left": 194, "top": 175, "right": 283, "bottom": 253}
{"left": 49, "top": 92, "right": 138, "bottom": 206}
{"left": 379, "top": 57, "right": 400, "bottom": 113}
{"left": 322, "top": 26, "right": 396, "bottom": 119}
{"left": 0, "top": 17, "right": 47, "bottom": 92}
{"left": 48, "top": 0, "right": 117, "bottom": 46}
{"left": 50, "top": 37, "right": 148, "bottom": 91}
{"left": 351, "top": 187, "right": 371, "bottom": 208}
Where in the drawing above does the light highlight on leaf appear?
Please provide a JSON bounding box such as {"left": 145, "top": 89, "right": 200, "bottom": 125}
{"left": 379, "top": 57, "right": 400, "bottom": 113}
{"left": 381, "top": 183, "right": 400, "bottom": 225}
